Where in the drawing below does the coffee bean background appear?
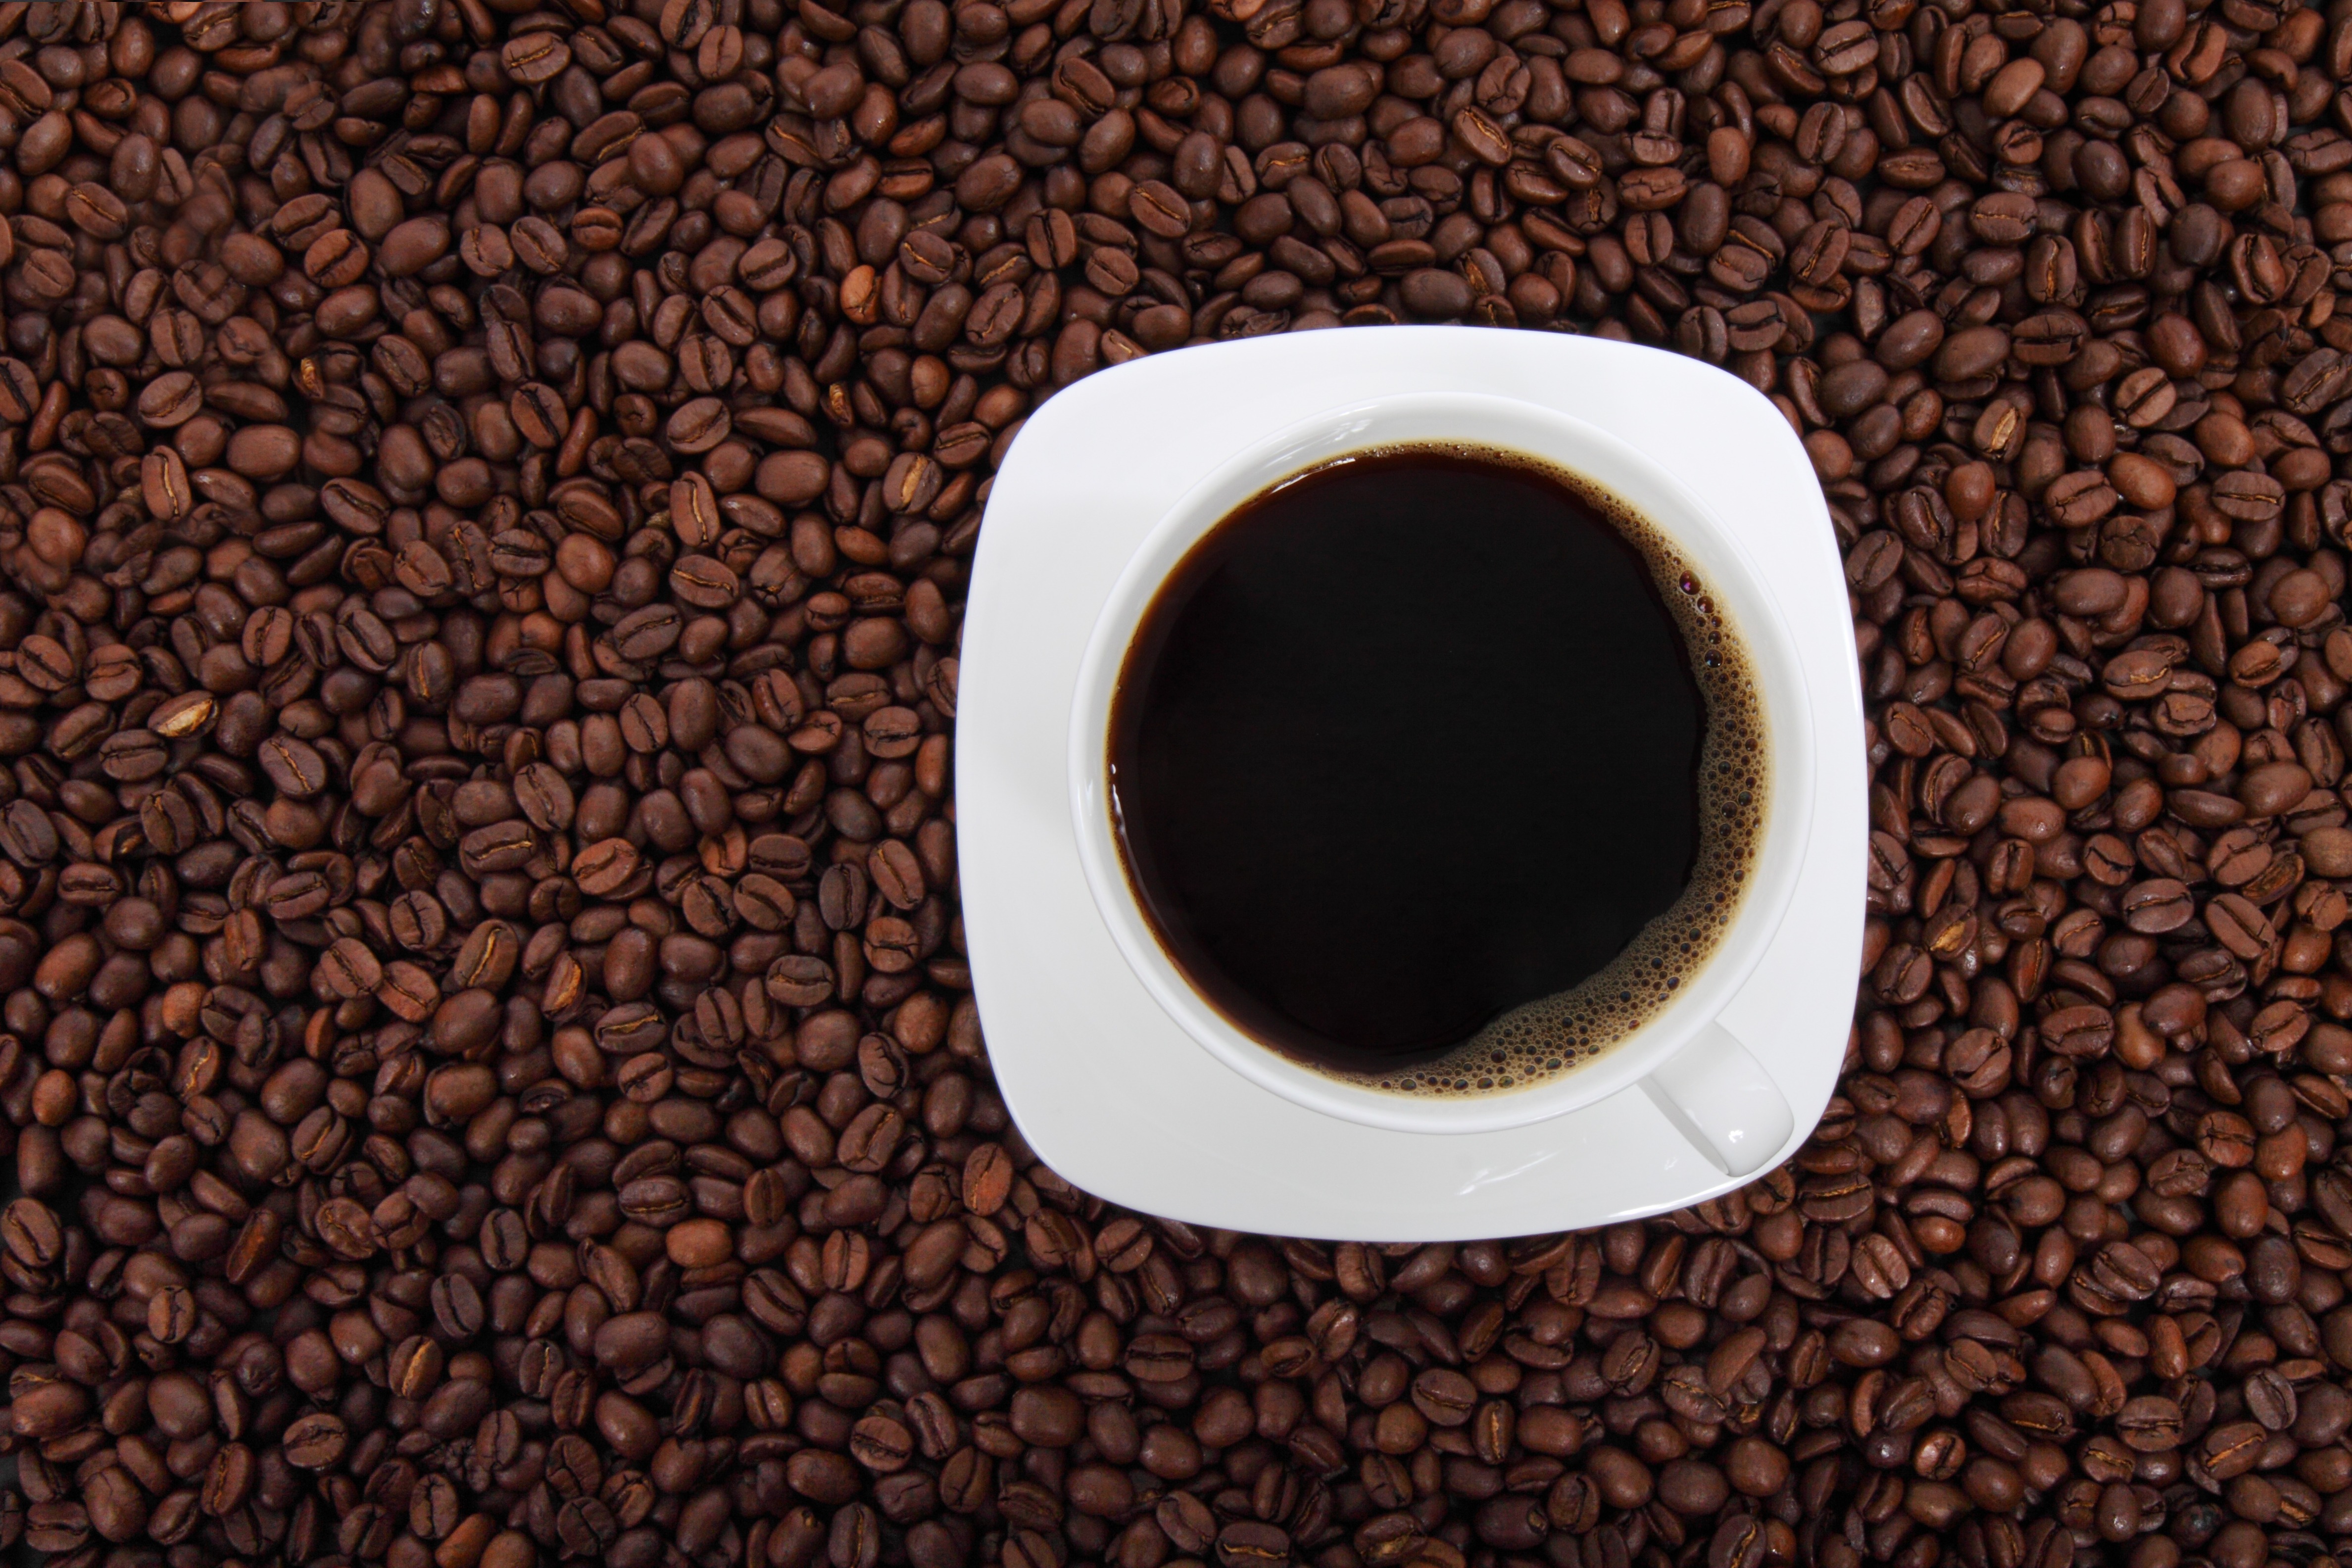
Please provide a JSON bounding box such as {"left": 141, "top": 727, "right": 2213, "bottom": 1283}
{"left": 0, "top": 1, "right": 2344, "bottom": 1568}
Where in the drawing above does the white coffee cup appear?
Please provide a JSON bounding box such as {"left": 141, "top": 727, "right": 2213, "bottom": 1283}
{"left": 1062, "top": 391, "right": 1811, "bottom": 1177}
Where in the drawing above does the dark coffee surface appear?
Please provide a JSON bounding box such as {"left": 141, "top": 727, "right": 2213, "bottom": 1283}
{"left": 1109, "top": 450, "right": 1706, "bottom": 1074}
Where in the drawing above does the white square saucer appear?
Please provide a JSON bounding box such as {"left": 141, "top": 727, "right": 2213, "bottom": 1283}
{"left": 956, "top": 328, "right": 1867, "bottom": 1241}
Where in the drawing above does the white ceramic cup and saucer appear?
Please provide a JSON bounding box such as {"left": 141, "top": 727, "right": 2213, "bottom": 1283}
{"left": 958, "top": 328, "right": 1866, "bottom": 1240}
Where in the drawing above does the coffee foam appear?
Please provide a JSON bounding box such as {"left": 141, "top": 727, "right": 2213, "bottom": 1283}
{"left": 1298, "top": 443, "right": 1771, "bottom": 1099}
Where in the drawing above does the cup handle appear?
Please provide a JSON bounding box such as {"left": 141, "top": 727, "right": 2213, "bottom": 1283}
{"left": 1639, "top": 1021, "right": 1793, "bottom": 1178}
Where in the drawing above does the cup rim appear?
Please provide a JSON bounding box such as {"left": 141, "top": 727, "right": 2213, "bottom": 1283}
{"left": 1067, "top": 390, "right": 1816, "bottom": 1134}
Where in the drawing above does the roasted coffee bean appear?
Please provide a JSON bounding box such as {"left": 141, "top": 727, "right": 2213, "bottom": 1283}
{"left": 0, "top": 7, "right": 2341, "bottom": 1568}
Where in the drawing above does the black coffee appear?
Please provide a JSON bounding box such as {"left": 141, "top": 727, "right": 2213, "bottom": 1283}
{"left": 1107, "top": 446, "right": 1765, "bottom": 1096}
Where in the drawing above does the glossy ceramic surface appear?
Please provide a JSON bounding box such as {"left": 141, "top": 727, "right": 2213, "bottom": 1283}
{"left": 1066, "top": 392, "right": 1815, "bottom": 1136}
{"left": 958, "top": 328, "right": 1866, "bottom": 1240}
